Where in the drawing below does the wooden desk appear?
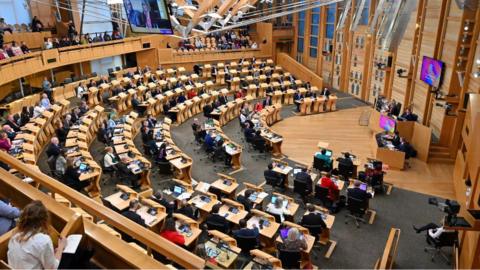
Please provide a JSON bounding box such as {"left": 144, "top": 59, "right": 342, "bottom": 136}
{"left": 247, "top": 210, "right": 280, "bottom": 240}
{"left": 204, "top": 233, "right": 241, "bottom": 269}
{"left": 218, "top": 198, "right": 248, "bottom": 225}
{"left": 211, "top": 174, "right": 239, "bottom": 198}
{"left": 173, "top": 213, "right": 201, "bottom": 247}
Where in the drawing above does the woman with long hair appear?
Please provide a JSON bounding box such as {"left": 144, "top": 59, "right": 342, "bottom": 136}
{"left": 8, "top": 200, "right": 66, "bottom": 269}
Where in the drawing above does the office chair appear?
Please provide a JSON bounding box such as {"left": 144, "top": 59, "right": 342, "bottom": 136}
{"left": 278, "top": 248, "right": 301, "bottom": 269}
{"left": 100, "top": 158, "right": 116, "bottom": 186}
{"left": 63, "top": 78, "right": 73, "bottom": 84}
{"left": 338, "top": 162, "right": 354, "bottom": 181}
{"left": 155, "top": 160, "right": 171, "bottom": 175}
{"left": 115, "top": 66, "right": 121, "bottom": 71}
{"left": 424, "top": 231, "right": 458, "bottom": 264}
{"left": 264, "top": 173, "right": 283, "bottom": 190}
{"left": 269, "top": 213, "right": 282, "bottom": 223}
{"left": 91, "top": 72, "right": 98, "bottom": 77}
{"left": 235, "top": 235, "right": 259, "bottom": 255}
{"left": 107, "top": 68, "right": 114, "bottom": 75}
{"left": 345, "top": 196, "right": 367, "bottom": 228}
{"left": 370, "top": 173, "right": 385, "bottom": 193}
{"left": 315, "top": 185, "right": 332, "bottom": 208}
{"left": 252, "top": 139, "right": 268, "bottom": 160}
{"left": 293, "top": 179, "right": 311, "bottom": 204}
{"left": 313, "top": 156, "right": 331, "bottom": 172}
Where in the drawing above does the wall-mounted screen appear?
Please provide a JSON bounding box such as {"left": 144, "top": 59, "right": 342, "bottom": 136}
{"left": 123, "top": 0, "right": 173, "bottom": 34}
{"left": 379, "top": 115, "right": 396, "bottom": 133}
{"left": 420, "top": 56, "right": 444, "bottom": 88}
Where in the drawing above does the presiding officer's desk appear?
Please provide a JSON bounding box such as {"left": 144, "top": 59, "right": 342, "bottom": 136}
{"left": 372, "top": 132, "right": 406, "bottom": 170}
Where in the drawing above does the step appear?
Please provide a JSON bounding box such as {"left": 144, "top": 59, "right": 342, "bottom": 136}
{"left": 429, "top": 151, "right": 452, "bottom": 158}
{"left": 428, "top": 157, "right": 455, "bottom": 163}
{"left": 429, "top": 145, "right": 450, "bottom": 151}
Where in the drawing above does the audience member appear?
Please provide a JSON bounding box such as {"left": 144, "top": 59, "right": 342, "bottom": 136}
{"left": 266, "top": 196, "right": 290, "bottom": 223}
{"left": 7, "top": 200, "right": 66, "bottom": 269}
{"left": 0, "top": 198, "right": 20, "bottom": 236}
{"left": 160, "top": 218, "right": 185, "bottom": 245}
{"left": 280, "top": 227, "right": 307, "bottom": 251}
{"left": 62, "top": 157, "right": 90, "bottom": 192}
{"left": 0, "top": 131, "right": 12, "bottom": 151}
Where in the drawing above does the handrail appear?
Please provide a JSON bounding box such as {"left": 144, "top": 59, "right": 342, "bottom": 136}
{"left": 0, "top": 151, "right": 205, "bottom": 269}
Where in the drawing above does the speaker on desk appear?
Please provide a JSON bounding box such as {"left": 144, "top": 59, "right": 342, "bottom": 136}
{"left": 143, "top": 43, "right": 151, "bottom": 48}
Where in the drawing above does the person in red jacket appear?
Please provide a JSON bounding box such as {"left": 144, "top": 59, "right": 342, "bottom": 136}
{"left": 319, "top": 172, "right": 339, "bottom": 202}
{"left": 160, "top": 218, "right": 185, "bottom": 245}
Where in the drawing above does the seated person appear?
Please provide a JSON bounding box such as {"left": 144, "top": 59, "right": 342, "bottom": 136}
{"left": 146, "top": 114, "right": 157, "bottom": 128}
{"left": 131, "top": 94, "right": 145, "bottom": 115}
{"left": 62, "top": 158, "right": 90, "bottom": 192}
{"left": 55, "top": 121, "right": 68, "bottom": 144}
{"left": 155, "top": 143, "right": 168, "bottom": 163}
{"left": 236, "top": 189, "right": 256, "bottom": 212}
{"left": 40, "top": 93, "right": 51, "bottom": 110}
{"left": 280, "top": 227, "right": 307, "bottom": 252}
{"left": 319, "top": 172, "right": 340, "bottom": 202}
{"left": 265, "top": 196, "right": 290, "bottom": 223}
{"left": 151, "top": 190, "right": 175, "bottom": 215}
{"left": 243, "top": 122, "right": 256, "bottom": 141}
{"left": 5, "top": 115, "right": 21, "bottom": 132}
{"left": 117, "top": 157, "right": 141, "bottom": 188}
{"left": 46, "top": 137, "right": 61, "bottom": 158}
{"left": 160, "top": 218, "right": 185, "bottom": 245}
{"left": 0, "top": 198, "right": 20, "bottom": 236}
{"left": 400, "top": 108, "right": 418, "bottom": 121}
{"left": 78, "top": 101, "right": 89, "bottom": 116}
{"left": 347, "top": 180, "right": 372, "bottom": 203}
{"left": 103, "top": 147, "right": 118, "bottom": 171}
{"left": 413, "top": 222, "right": 451, "bottom": 243}
{"left": 233, "top": 219, "right": 259, "bottom": 242}
{"left": 205, "top": 204, "right": 229, "bottom": 233}
{"left": 8, "top": 201, "right": 66, "bottom": 269}
{"left": 2, "top": 125, "right": 16, "bottom": 140}
{"left": 251, "top": 130, "right": 266, "bottom": 151}
{"left": 314, "top": 149, "right": 333, "bottom": 170}
{"left": 55, "top": 150, "right": 68, "bottom": 177}
{"left": 264, "top": 163, "right": 284, "bottom": 187}
{"left": 175, "top": 199, "right": 196, "bottom": 219}
{"left": 396, "top": 138, "right": 417, "bottom": 159}
{"left": 0, "top": 131, "right": 11, "bottom": 152}
{"left": 204, "top": 132, "right": 216, "bottom": 152}
{"left": 301, "top": 204, "right": 327, "bottom": 233}
{"left": 121, "top": 200, "right": 146, "bottom": 230}
{"left": 337, "top": 152, "right": 354, "bottom": 180}
{"left": 294, "top": 167, "right": 313, "bottom": 194}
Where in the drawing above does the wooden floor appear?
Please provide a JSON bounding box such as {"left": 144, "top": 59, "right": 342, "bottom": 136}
{"left": 271, "top": 107, "right": 456, "bottom": 199}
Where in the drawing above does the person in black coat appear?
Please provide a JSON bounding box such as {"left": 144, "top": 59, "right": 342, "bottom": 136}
{"left": 236, "top": 189, "right": 255, "bottom": 212}
{"left": 62, "top": 158, "right": 90, "bottom": 192}
{"left": 262, "top": 96, "right": 272, "bottom": 107}
{"left": 301, "top": 204, "right": 327, "bottom": 230}
{"left": 117, "top": 157, "right": 141, "bottom": 188}
{"left": 320, "top": 87, "right": 331, "bottom": 98}
{"left": 151, "top": 190, "right": 175, "bottom": 216}
{"left": 218, "top": 94, "right": 228, "bottom": 105}
{"left": 55, "top": 122, "right": 68, "bottom": 144}
{"left": 46, "top": 137, "right": 62, "bottom": 158}
{"left": 294, "top": 167, "right": 313, "bottom": 194}
{"left": 347, "top": 180, "right": 372, "bottom": 202}
{"left": 121, "top": 200, "right": 146, "bottom": 226}
{"left": 264, "top": 163, "right": 284, "bottom": 187}
{"left": 205, "top": 204, "right": 229, "bottom": 233}
{"left": 175, "top": 199, "right": 196, "bottom": 219}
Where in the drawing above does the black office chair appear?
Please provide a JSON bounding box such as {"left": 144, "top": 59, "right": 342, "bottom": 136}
{"left": 370, "top": 173, "right": 385, "bottom": 193}
{"left": 235, "top": 235, "right": 258, "bottom": 255}
{"left": 278, "top": 248, "right": 301, "bottom": 269}
{"left": 313, "top": 156, "right": 331, "bottom": 172}
{"left": 115, "top": 66, "right": 121, "bottom": 71}
{"left": 315, "top": 185, "right": 332, "bottom": 208}
{"left": 302, "top": 224, "right": 323, "bottom": 242}
{"left": 424, "top": 231, "right": 458, "bottom": 264}
{"left": 107, "top": 68, "right": 114, "bottom": 75}
{"left": 269, "top": 213, "right": 282, "bottom": 223}
{"left": 264, "top": 173, "right": 282, "bottom": 190}
{"left": 338, "top": 162, "right": 354, "bottom": 181}
{"left": 345, "top": 196, "right": 367, "bottom": 228}
{"left": 100, "top": 157, "right": 116, "bottom": 185}
{"left": 252, "top": 139, "right": 268, "bottom": 160}
{"left": 205, "top": 220, "right": 229, "bottom": 234}
{"left": 155, "top": 160, "right": 172, "bottom": 175}
{"left": 293, "top": 179, "right": 311, "bottom": 204}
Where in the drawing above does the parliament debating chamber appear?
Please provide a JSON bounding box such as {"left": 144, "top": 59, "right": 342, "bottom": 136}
{"left": 0, "top": 0, "right": 479, "bottom": 269}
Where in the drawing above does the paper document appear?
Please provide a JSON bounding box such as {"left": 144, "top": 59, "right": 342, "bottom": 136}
{"left": 63, "top": 234, "right": 83, "bottom": 254}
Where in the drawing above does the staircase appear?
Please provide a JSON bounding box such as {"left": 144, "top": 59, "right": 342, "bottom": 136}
{"left": 428, "top": 145, "right": 455, "bottom": 163}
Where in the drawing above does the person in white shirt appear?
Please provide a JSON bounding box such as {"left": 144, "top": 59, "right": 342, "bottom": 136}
{"left": 8, "top": 200, "right": 66, "bottom": 269}
{"left": 413, "top": 222, "right": 450, "bottom": 240}
{"left": 265, "top": 196, "right": 290, "bottom": 223}
{"left": 251, "top": 42, "right": 258, "bottom": 49}
{"left": 40, "top": 93, "right": 51, "bottom": 110}
{"left": 104, "top": 147, "right": 118, "bottom": 170}
{"left": 76, "top": 83, "right": 86, "bottom": 99}
{"left": 33, "top": 103, "right": 45, "bottom": 118}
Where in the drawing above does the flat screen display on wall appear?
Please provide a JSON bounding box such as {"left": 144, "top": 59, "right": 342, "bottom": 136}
{"left": 123, "top": 0, "right": 173, "bottom": 34}
{"left": 420, "top": 56, "right": 444, "bottom": 88}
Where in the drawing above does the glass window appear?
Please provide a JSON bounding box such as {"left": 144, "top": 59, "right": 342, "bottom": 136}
{"left": 326, "top": 24, "right": 335, "bottom": 39}
{"left": 311, "top": 14, "right": 320, "bottom": 24}
{"left": 360, "top": 0, "right": 370, "bottom": 25}
{"left": 310, "top": 48, "right": 317, "bottom": 57}
{"left": 327, "top": 5, "right": 336, "bottom": 23}
{"left": 297, "top": 38, "right": 304, "bottom": 53}
{"left": 298, "top": 21, "right": 305, "bottom": 36}
{"left": 311, "top": 25, "right": 318, "bottom": 36}
{"left": 310, "top": 37, "right": 318, "bottom": 47}
{"left": 299, "top": 10, "right": 306, "bottom": 20}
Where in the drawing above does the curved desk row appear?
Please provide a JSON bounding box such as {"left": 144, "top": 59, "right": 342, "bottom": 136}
{"left": 10, "top": 100, "right": 69, "bottom": 165}
{"left": 64, "top": 106, "right": 105, "bottom": 197}
{"left": 112, "top": 111, "right": 152, "bottom": 189}
{"left": 255, "top": 105, "right": 284, "bottom": 158}
{"left": 154, "top": 118, "right": 194, "bottom": 183}
{"left": 210, "top": 95, "right": 254, "bottom": 126}
{"left": 205, "top": 119, "right": 243, "bottom": 170}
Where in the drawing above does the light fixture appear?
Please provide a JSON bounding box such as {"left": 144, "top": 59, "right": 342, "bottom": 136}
{"left": 476, "top": 59, "right": 480, "bottom": 65}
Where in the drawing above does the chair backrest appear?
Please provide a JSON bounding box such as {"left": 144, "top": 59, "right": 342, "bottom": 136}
{"left": 338, "top": 162, "right": 353, "bottom": 178}
{"left": 293, "top": 179, "right": 309, "bottom": 195}
{"left": 235, "top": 235, "right": 258, "bottom": 254}
{"left": 302, "top": 223, "right": 323, "bottom": 239}
{"left": 205, "top": 220, "right": 229, "bottom": 234}
{"left": 370, "top": 173, "right": 384, "bottom": 187}
{"left": 437, "top": 231, "right": 458, "bottom": 247}
{"left": 347, "top": 196, "right": 366, "bottom": 215}
{"left": 315, "top": 185, "right": 330, "bottom": 201}
{"left": 278, "top": 248, "right": 301, "bottom": 269}
{"left": 313, "top": 156, "right": 325, "bottom": 171}
{"left": 270, "top": 212, "right": 282, "bottom": 223}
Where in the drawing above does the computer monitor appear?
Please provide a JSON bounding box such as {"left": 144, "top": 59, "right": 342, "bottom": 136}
{"left": 379, "top": 115, "right": 396, "bottom": 133}
{"left": 173, "top": 186, "right": 182, "bottom": 194}
{"left": 79, "top": 163, "right": 87, "bottom": 172}
{"left": 280, "top": 227, "right": 290, "bottom": 239}
{"left": 325, "top": 149, "right": 333, "bottom": 157}
{"left": 360, "top": 183, "right": 367, "bottom": 191}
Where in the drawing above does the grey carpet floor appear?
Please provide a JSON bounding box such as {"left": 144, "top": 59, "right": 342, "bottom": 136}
{"left": 36, "top": 93, "right": 451, "bottom": 269}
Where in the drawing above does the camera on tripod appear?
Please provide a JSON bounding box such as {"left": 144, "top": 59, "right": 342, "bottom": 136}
{"left": 428, "top": 198, "right": 469, "bottom": 227}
